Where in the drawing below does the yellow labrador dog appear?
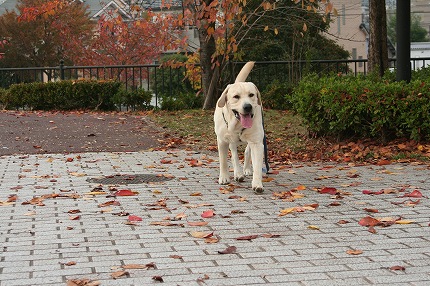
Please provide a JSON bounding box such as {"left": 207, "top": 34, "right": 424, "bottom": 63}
{"left": 214, "top": 62, "right": 264, "bottom": 193}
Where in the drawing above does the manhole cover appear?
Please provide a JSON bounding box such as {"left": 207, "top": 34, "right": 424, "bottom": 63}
{"left": 87, "top": 174, "right": 173, "bottom": 185}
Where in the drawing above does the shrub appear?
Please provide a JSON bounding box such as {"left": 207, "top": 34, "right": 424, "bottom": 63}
{"left": 114, "top": 87, "right": 153, "bottom": 110}
{"left": 262, "top": 80, "right": 294, "bottom": 110}
{"left": 160, "top": 92, "right": 204, "bottom": 110}
{"left": 4, "top": 80, "right": 121, "bottom": 110}
{"left": 291, "top": 73, "right": 430, "bottom": 142}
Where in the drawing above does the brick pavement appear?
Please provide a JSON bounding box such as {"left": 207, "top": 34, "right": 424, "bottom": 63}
{"left": 0, "top": 150, "right": 429, "bottom": 285}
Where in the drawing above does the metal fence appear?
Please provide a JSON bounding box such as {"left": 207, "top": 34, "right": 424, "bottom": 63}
{"left": 1, "top": 58, "right": 430, "bottom": 105}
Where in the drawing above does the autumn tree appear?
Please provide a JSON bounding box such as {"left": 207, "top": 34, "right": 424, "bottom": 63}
{"left": 176, "top": 0, "right": 336, "bottom": 109}
{"left": 0, "top": 0, "right": 94, "bottom": 67}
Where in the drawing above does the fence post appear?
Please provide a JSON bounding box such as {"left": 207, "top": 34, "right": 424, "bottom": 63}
{"left": 60, "top": 60, "right": 65, "bottom": 80}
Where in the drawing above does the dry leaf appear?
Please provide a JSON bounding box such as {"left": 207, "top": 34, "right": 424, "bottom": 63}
{"left": 111, "top": 270, "right": 129, "bottom": 279}
{"left": 218, "top": 246, "right": 236, "bottom": 254}
{"left": 346, "top": 249, "right": 363, "bottom": 255}
{"left": 191, "top": 231, "right": 213, "bottom": 239}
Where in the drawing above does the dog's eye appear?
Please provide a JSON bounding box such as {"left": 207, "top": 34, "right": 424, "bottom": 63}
{"left": 249, "top": 93, "right": 255, "bottom": 98}
{"left": 233, "top": 95, "right": 240, "bottom": 99}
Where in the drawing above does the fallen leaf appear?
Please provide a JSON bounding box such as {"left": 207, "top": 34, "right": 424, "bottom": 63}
{"left": 307, "top": 225, "right": 320, "bottom": 230}
{"left": 122, "top": 263, "right": 155, "bottom": 269}
{"left": 69, "top": 215, "right": 81, "bottom": 220}
{"left": 346, "top": 249, "right": 363, "bottom": 255}
{"left": 114, "top": 189, "right": 138, "bottom": 196}
{"left": 191, "top": 231, "right": 213, "bottom": 239}
{"left": 390, "top": 265, "right": 406, "bottom": 271}
{"left": 152, "top": 276, "right": 164, "bottom": 282}
{"left": 111, "top": 270, "right": 129, "bottom": 279}
{"left": 395, "top": 219, "right": 415, "bottom": 224}
{"left": 64, "top": 261, "right": 77, "bottom": 266}
{"left": 218, "top": 246, "right": 237, "bottom": 254}
{"left": 236, "top": 235, "right": 259, "bottom": 241}
{"left": 205, "top": 236, "right": 220, "bottom": 243}
{"left": 187, "top": 221, "right": 209, "bottom": 227}
{"left": 319, "top": 187, "right": 338, "bottom": 195}
{"left": 128, "top": 215, "right": 143, "bottom": 222}
{"left": 358, "top": 216, "right": 380, "bottom": 227}
{"left": 66, "top": 279, "right": 101, "bottom": 286}
{"left": 201, "top": 210, "right": 215, "bottom": 218}
{"left": 363, "top": 208, "right": 379, "bottom": 213}
{"left": 170, "top": 255, "right": 183, "bottom": 259}
{"left": 400, "top": 190, "right": 423, "bottom": 198}
{"left": 68, "top": 209, "right": 81, "bottom": 214}
{"left": 261, "top": 233, "right": 281, "bottom": 238}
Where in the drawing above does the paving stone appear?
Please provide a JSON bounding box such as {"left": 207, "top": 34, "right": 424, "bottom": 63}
{"left": 1, "top": 150, "right": 430, "bottom": 285}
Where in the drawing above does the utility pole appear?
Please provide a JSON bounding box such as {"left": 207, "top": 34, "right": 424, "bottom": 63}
{"left": 396, "top": 0, "right": 411, "bottom": 82}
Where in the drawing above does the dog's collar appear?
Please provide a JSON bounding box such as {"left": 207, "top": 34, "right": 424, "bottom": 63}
{"left": 222, "top": 111, "right": 245, "bottom": 139}
{"left": 222, "top": 111, "right": 229, "bottom": 128}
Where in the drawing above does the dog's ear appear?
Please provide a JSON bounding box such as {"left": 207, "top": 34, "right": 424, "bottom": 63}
{"left": 253, "top": 83, "right": 262, "bottom": 106}
{"left": 217, "top": 85, "right": 230, "bottom": 108}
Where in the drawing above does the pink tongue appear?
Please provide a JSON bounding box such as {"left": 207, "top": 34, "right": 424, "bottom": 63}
{"left": 240, "top": 114, "right": 253, "bottom": 128}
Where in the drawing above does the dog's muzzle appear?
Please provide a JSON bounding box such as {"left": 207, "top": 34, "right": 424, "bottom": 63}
{"left": 233, "top": 104, "right": 254, "bottom": 128}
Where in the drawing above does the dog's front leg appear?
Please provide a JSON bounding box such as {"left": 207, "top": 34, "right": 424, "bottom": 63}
{"left": 243, "top": 144, "right": 252, "bottom": 176}
{"left": 218, "top": 139, "right": 230, "bottom": 184}
{"left": 229, "top": 142, "right": 244, "bottom": 182}
{"left": 249, "top": 142, "right": 264, "bottom": 193}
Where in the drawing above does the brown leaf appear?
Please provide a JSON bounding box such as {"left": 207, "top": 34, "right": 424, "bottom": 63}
{"left": 170, "top": 255, "right": 183, "bottom": 259}
{"left": 236, "top": 235, "right": 259, "bottom": 241}
{"left": 111, "top": 270, "right": 129, "bottom": 279}
{"left": 358, "top": 216, "right": 380, "bottom": 227}
{"left": 67, "top": 209, "right": 81, "bottom": 214}
{"left": 187, "top": 221, "right": 208, "bottom": 227}
{"left": 390, "top": 265, "right": 406, "bottom": 271}
{"left": 346, "top": 249, "right": 363, "bottom": 255}
{"left": 261, "top": 233, "right": 281, "bottom": 238}
{"left": 218, "top": 246, "right": 237, "bottom": 254}
{"left": 122, "top": 263, "right": 155, "bottom": 269}
{"left": 152, "top": 276, "right": 164, "bottom": 282}
{"left": 191, "top": 231, "right": 213, "bottom": 239}
{"left": 363, "top": 208, "right": 379, "bottom": 213}
{"left": 66, "top": 279, "right": 101, "bottom": 286}
{"left": 64, "top": 261, "right": 77, "bottom": 266}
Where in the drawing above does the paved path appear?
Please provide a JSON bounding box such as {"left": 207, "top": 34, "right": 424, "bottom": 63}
{"left": 0, "top": 150, "right": 429, "bottom": 285}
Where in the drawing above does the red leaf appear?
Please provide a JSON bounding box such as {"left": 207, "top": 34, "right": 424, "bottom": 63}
{"left": 114, "top": 189, "right": 136, "bottom": 196}
{"left": 401, "top": 190, "right": 423, "bottom": 198}
{"left": 128, "top": 215, "right": 142, "bottom": 222}
{"left": 390, "top": 265, "right": 406, "bottom": 271}
{"left": 362, "top": 190, "right": 384, "bottom": 195}
{"left": 201, "top": 210, "right": 215, "bottom": 218}
{"left": 236, "top": 235, "right": 259, "bottom": 241}
{"left": 319, "top": 187, "right": 338, "bottom": 195}
{"left": 363, "top": 208, "right": 379, "bottom": 213}
{"left": 358, "top": 216, "right": 380, "bottom": 227}
{"left": 218, "top": 246, "right": 237, "bottom": 254}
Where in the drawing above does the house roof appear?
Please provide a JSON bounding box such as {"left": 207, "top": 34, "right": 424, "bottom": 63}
{"left": 0, "top": 0, "right": 183, "bottom": 17}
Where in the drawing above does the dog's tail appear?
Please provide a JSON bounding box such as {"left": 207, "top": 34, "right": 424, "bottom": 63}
{"left": 235, "top": 61, "right": 255, "bottom": 83}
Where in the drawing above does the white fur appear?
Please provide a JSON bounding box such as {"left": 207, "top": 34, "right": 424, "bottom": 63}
{"left": 214, "top": 62, "right": 265, "bottom": 193}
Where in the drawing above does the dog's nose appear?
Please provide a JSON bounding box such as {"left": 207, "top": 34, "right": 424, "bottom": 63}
{"left": 243, "top": 103, "right": 252, "bottom": 113}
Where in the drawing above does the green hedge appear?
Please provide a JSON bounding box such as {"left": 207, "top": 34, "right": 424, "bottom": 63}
{"left": 290, "top": 73, "right": 430, "bottom": 141}
{"left": 0, "top": 80, "right": 122, "bottom": 110}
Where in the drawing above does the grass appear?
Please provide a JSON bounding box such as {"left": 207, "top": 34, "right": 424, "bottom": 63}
{"left": 148, "top": 109, "right": 321, "bottom": 159}
{"left": 147, "top": 109, "right": 430, "bottom": 163}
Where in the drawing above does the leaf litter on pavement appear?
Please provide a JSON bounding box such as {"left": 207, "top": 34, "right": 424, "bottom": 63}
{"left": 2, "top": 125, "right": 429, "bottom": 283}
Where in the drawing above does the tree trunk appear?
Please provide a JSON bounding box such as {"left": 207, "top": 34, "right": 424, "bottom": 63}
{"left": 199, "top": 23, "right": 218, "bottom": 110}
{"left": 368, "top": 0, "right": 389, "bottom": 77}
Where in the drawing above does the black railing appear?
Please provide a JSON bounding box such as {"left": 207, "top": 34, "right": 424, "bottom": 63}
{"left": 1, "top": 58, "right": 430, "bottom": 105}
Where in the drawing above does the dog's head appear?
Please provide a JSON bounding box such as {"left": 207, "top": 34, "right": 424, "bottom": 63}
{"left": 217, "top": 82, "right": 261, "bottom": 129}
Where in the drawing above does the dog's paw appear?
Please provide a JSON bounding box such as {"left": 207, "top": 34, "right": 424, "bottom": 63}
{"left": 252, "top": 185, "right": 264, "bottom": 194}
{"left": 234, "top": 175, "right": 245, "bottom": 182}
{"left": 244, "top": 168, "right": 252, "bottom": 176}
{"left": 219, "top": 175, "right": 230, "bottom": 185}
